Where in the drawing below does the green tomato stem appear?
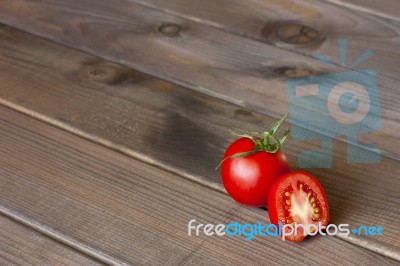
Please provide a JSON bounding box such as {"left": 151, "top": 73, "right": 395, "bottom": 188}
{"left": 215, "top": 112, "right": 290, "bottom": 170}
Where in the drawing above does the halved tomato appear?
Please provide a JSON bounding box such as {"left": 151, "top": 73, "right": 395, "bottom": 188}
{"left": 268, "top": 171, "right": 329, "bottom": 242}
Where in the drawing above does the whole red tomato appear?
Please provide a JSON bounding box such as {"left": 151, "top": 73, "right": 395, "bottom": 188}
{"left": 220, "top": 114, "right": 291, "bottom": 207}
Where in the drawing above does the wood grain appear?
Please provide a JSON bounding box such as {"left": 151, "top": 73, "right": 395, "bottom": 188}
{"left": 0, "top": 0, "right": 398, "bottom": 158}
{"left": 322, "top": 0, "right": 400, "bottom": 21}
{"left": 0, "top": 26, "right": 399, "bottom": 259}
{"left": 0, "top": 105, "right": 398, "bottom": 265}
{"left": 129, "top": 0, "right": 400, "bottom": 80}
{"left": 0, "top": 214, "right": 104, "bottom": 266}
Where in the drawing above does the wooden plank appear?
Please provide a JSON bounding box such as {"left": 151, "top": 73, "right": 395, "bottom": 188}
{"left": 0, "top": 214, "right": 104, "bottom": 266}
{"left": 0, "top": 106, "right": 398, "bottom": 265}
{"left": 0, "top": 26, "right": 399, "bottom": 259}
{"left": 322, "top": 0, "right": 400, "bottom": 21}
{"left": 0, "top": 0, "right": 398, "bottom": 158}
{"left": 128, "top": 0, "right": 400, "bottom": 81}
{"left": 128, "top": 0, "right": 400, "bottom": 152}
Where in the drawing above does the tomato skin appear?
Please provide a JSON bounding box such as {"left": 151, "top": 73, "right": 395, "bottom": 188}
{"left": 268, "top": 171, "right": 330, "bottom": 242}
{"left": 221, "top": 137, "right": 291, "bottom": 207}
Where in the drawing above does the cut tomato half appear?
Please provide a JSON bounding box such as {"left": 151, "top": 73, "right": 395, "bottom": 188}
{"left": 268, "top": 171, "right": 329, "bottom": 242}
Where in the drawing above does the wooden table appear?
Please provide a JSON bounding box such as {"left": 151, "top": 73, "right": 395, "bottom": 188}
{"left": 0, "top": 0, "right": 399, "bottom": 265}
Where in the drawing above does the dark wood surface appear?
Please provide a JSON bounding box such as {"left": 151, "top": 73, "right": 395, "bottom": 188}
{"left": 322, "top": 0, "right": 400, "bottom": 20}
{"left": 0, "top": 0, "right": 398, "bottom": 159}
{"left": 0, "top": 0, "right": 399, "bottom": 265}
{"left": 0, "top": 105, "right": 398, "bottom": 265}
{"left": 0, "top": 214, "right": 103, "bottom": 265}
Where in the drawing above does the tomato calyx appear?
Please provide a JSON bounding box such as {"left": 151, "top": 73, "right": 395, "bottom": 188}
{"left": 216, "top": 113, "right": 290, "bottom": 169}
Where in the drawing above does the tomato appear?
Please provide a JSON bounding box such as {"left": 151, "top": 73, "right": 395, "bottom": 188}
{"left": 219, "top": 113, "right": 291, "bottom": 207}
{"left": 221, "top": 137, "right": 290, "bottom": 206}
{"left": 268, "top": 171, "right": 330, "bottom": 242}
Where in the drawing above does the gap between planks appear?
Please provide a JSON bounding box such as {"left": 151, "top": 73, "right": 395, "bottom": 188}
{"left": 0, "top": 213, "right": 105, "bottom": 266}
{"left": 0, "top": 207, "right": 131, "bottom": 266}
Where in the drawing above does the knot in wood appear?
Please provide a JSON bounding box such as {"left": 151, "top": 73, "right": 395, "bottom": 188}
{"left": 158, "top": 23, "right": 181, "bottom": 37}
{"left": 81, "top": 62, "right": 135, "bottom": 85}
{"left": 262, "top": 22, "right": 325, "bottom": 49}
{"left": 276, "top": 66, "right": 316, "bottom": 77}
{"left": 276, "top": 24, "right": 319, "bottom": 45}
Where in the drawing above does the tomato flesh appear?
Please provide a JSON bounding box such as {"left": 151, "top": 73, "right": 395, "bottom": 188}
{"left": 268, "top": 171, "right": 329, "bottom": 241}
{"left": 221, "top": 137, "right": 291, "bottom": 207}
